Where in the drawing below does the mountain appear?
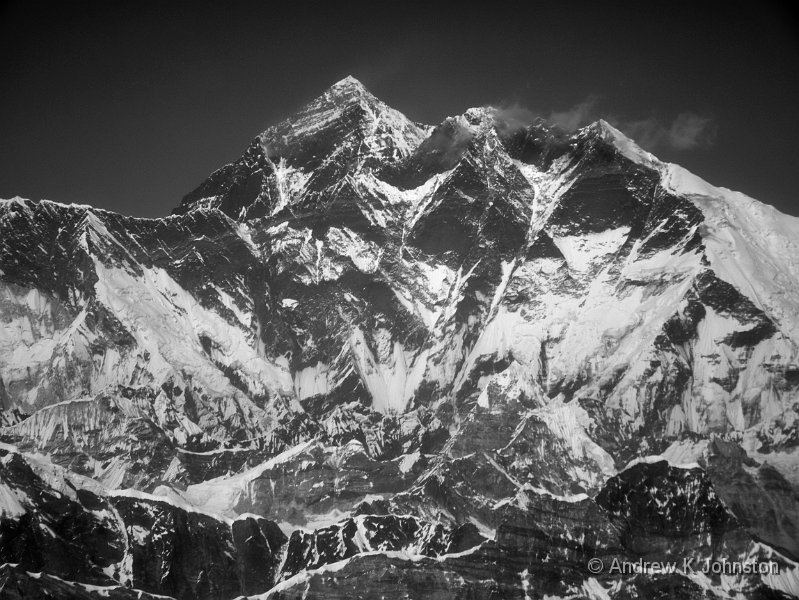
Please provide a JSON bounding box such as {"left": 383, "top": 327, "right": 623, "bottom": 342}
{"left": 1, "top": 76, "right": 798, "bottom": 599}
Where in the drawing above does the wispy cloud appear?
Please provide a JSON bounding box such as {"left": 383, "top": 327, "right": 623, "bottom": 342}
{"left": 492, "top": 103, "right": 535, "bottom": 133}
{"left": 612, "top": 113, "right": 716, "bottom": 151}
{"left": 422, "top": 118, "right": 475, "bottom": 167}
{"left": 492, "top": 95, "right": 716, "bottom": 152}
{"left": 666, "top": 113, "right": 717, "bottom": 149}
{"left": 546, "top": 96, "right": 599, "bottom": 132}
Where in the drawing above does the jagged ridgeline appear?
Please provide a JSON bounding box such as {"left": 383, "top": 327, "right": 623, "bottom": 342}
{"left": 1, "top": 76, "right": 798, "bottom": 599}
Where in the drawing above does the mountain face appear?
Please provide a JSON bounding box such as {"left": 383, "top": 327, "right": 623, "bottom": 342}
{"left": 1, "top": 75, "right": 799, "bottom": 599}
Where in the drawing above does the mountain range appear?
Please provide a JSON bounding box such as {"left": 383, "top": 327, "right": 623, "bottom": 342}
{"left": 1, "top": 76, "right": 798, "bottom": 599}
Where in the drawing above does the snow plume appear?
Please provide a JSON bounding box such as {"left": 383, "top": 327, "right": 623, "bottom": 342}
{"left": 497, "top": 93, "right": 716, "bottom": 152}
{"left": 666, "top": 112, "right": 717, "bottom": 149}
{"left": 491, "top": 103, "right": 536, "bottom": 134}
{"left": 491, "top": 97, "right": 599, "bottom": 133}
{"left": 422, "top": 117, "right": 474, "bottom": 167}
{"left": 548, "top": 96, "right": 600, "bottom": 132}
{"left": 618, "top": 113, "right": 716, "bottom": 151}
{"left": 547, "top": 96, "right": 716, "bottom": 151}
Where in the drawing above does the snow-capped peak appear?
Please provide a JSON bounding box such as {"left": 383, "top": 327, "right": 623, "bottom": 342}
{"left": 328, "top": 75, "right": 370, "bottom": 94}
{"left": 319, "top": 75, "right": 379, "bottom": 109}
{"left": 585, "top": 119, "right": 660, "bottom": 167}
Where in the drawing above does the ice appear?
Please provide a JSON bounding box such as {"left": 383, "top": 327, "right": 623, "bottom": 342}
{"left": 752, "top": 543, "right": 799, "bottom": 598}
{"left": 178, "top": 440, "right": 316, "bottom": 519}
{"left": 661, "top": 438, "right": 710, "bottom": 467}
{"left": 581, "top": 577, "right": 613, "bottom": 600}
{"left": 92, "top": 262, "right": 294, "bottom": 431}
{"left": 621, "top": 455, "right": 701, "bottom": 472}
{"left": 663, "top": 163, "right": 799, "bottom": 342}
{"left": 293, "top": 362, "right": 332, "bottom": 400}
{"left": 108, "top": 487, "right": 234, "bottom": 524}
{"left": 551, "top": 227, "right": 630, "bottom": 272}
{"left": 348, "top": 328, "right": 428, "bottom": 414}
{"left": 0, "top": 481, "right": 27, "bottom": 518}
{"left": 398, "top": 451, "right": 421, "bottom": 474}
{"left": 586, "top": 120, "right": 659, "bottom": 168}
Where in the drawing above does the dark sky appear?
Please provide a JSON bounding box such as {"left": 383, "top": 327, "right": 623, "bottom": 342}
{"left": 1, "top": 1, "right": 797, "bottom": 218}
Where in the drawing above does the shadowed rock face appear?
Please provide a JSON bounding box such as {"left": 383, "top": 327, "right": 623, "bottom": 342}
{"left": 0, "top": 446, "right": 287, "bottom": 599}
{"left": 0, "top": 564, "right": 169, "bottom": 600}
{"left": 1, "top": 78, "right": 799, "bottom": 599}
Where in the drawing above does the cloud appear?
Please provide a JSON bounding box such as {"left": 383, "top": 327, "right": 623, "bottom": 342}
{"left": 421, "top": 118, "right": 475, "bottom": 168}
{"left": 492, "top": 103, "right": 535, "bottom": 133}
{"left": 667, "top": 113, "right": 717, "bottom": 149}
{"left": 613, "top": 112, "right": 716, "bottom": 151}
{"left": 490, "top": 95, "right": 716, "bottom": 153}
{"left": 614, "top": 117, "right": 668, "bottom": 150}
{"left": 546, "top": 96, "right": 600, "bottom": 132}
{"left": 493, "top": 95, "right": 601, "bottom": 134}
{"left": 491, "top": 97, "right": 599, "bottom": 134}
